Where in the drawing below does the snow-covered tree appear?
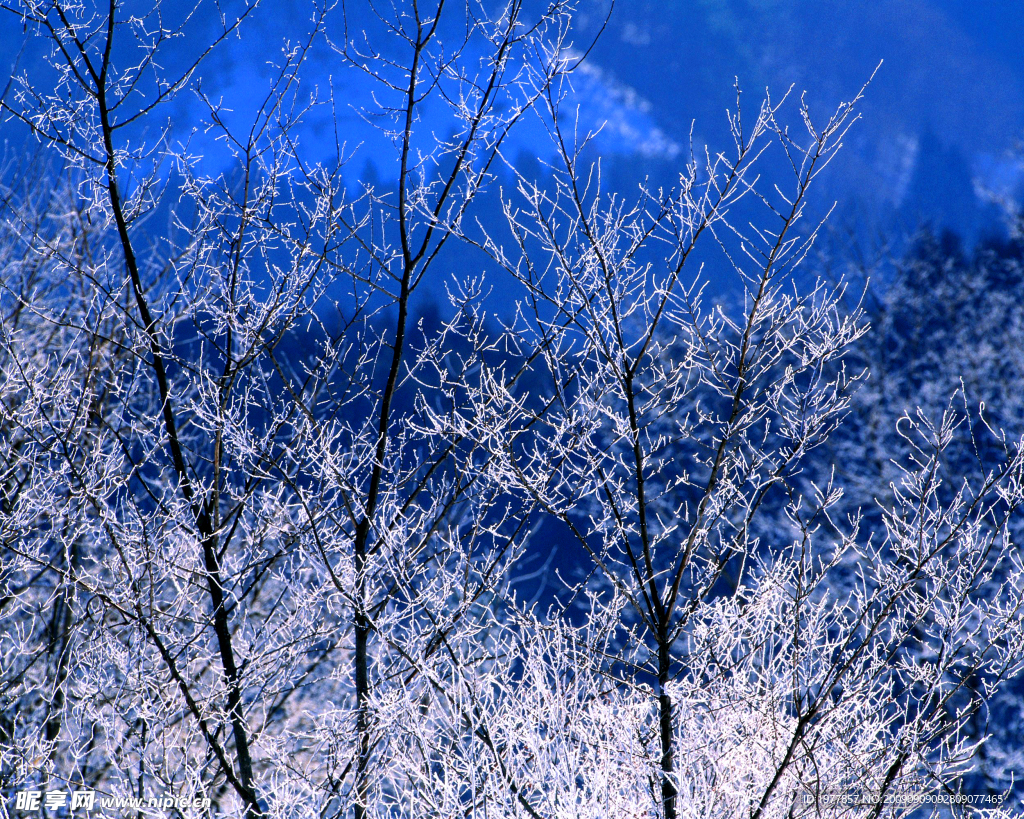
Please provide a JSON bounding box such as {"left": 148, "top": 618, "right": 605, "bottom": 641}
{"left": 2, "top": 0, "right": 1024, "bottom": 817}
{"left": 810, "top": 226, "right": 1024, "bottom": 805}
{"left": 0, "top": 0, "right": 581, "bottom": 815}
{"left": 451, "top": 80, "right": 1024, "bottom": 818}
